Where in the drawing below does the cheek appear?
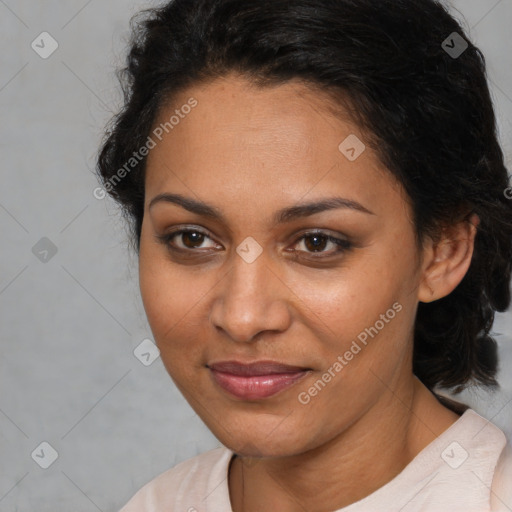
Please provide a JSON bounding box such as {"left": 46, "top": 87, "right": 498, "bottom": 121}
{"left": 139, "top": 264, "right": 203, "bottom": 394}
{"left": 140, "top": 268, "right": 198, "bottom": 338}
{"left": 138, "top": 240, "right": 221, "bottom": 377}
{"left": 292, "top": 257, "right": 405, "bottom": 337}
{"left": 139, "top": 239, "right": 193, "bottom": 343}
{"left": 291, "top": 244, "right": 419, "bottom": 378}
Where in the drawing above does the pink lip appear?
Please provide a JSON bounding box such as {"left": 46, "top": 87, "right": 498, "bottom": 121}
{"left": 207, "top": 360, "right": 311, "bottom": 400}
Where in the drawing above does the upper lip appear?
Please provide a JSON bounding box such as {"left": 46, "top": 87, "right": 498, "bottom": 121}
{"left": 208, "top": 360, "right": 311, "bottom": 376}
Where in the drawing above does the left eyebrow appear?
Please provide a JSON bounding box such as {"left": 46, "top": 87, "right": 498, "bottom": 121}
{"left": 148, "top": 193, "right": 375, "bottom": 226}
{"left": 272, "top": 197, "right": 375, "bottom": 225}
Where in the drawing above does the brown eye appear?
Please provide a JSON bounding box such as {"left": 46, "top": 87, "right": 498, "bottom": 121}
{"left": 293, "top": 232, "right": 352, "bottom": 256}
{"left": 303, "top": 234, "right": 329, "bottom": 252}
{"left": 181, "top": 231, "right": 206, "bottom": 248}
{"left": 156, "top": 228, "right": 218, "bottom": 251}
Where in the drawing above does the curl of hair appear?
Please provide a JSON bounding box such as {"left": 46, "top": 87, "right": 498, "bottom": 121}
{"left": 96, "top": 0, "right": 512, "bottom": 393}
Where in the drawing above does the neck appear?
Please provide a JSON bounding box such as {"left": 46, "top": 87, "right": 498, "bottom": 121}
{"left": 228, "top": 377, "right": 460, "bottom": 512}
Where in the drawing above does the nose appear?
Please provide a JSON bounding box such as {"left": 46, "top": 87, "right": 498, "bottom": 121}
{"left": 209, "top": 249, "right": 292, "bottom": 343}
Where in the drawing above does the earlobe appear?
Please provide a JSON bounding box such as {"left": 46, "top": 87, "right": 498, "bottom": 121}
{"left": 418, "top": 213, "right": 479, "bottom": 303}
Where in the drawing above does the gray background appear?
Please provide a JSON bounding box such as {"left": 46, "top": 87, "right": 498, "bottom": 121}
{"left": 0, "top": 0, "right": 511, "bottom": 510}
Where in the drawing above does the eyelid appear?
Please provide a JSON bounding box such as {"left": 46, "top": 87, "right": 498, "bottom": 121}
{"left": 290, "top": 231, "right": 352, "bottom": 256}
{"left": 156, "top": 225, "right": 219, "bottom": 249}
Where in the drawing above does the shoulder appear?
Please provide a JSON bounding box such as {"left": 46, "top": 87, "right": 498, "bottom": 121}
{"left": 118, "top": 445, "right": 234, "bottom": 512}
{"left": 491, "top": 438, "right": 512, "bottom": 512}
{"left": 457, "top": 409, "right": 512, "bottom": 511}
{"left": 418, "top": 406, "right": 510, "bottom": 510}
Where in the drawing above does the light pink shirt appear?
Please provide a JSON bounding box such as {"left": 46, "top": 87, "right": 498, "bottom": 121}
{"left": 119, "top": 409, "right": 512, "bottom": 511}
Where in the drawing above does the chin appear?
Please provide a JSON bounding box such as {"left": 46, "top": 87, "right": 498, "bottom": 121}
{"left": 214, "top": 426, "right": 308, "bottom": 459}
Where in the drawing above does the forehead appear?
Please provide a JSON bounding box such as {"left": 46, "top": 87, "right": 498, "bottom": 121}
{"left": 150, "top": 74, "right": 346, "bottom": 160}
{"left": 144, "top": 73, "right": 405, "bottom": 223}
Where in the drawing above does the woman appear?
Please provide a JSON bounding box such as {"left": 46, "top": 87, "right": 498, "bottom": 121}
{"left": 96, "top": 0, "right": 512, "bottom": 510}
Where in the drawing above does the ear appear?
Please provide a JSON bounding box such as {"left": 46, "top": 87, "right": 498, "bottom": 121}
{"left": 418, "top": 213, "right": 479, "bottom": 303}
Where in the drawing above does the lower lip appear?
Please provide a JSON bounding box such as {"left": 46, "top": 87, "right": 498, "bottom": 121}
{"left": 209, "top": 369, "right": 310, "bottom": 400}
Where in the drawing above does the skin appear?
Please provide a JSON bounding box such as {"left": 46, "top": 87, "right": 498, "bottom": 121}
{"left": 138, "top": 72, "right": 479, "bottom": 511}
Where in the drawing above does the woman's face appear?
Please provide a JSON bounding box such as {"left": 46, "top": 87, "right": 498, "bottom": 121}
{"left": 139, "top": 73, "right": 427, "bottom": 456}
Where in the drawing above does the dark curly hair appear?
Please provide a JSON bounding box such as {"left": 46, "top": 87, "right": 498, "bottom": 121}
{"left": 96, "top": 0, "right": 512, "bottom": 394}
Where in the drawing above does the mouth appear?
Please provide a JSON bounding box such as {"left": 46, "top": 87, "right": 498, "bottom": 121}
{"left": 207, "top": 360, "right": 312, "bottom": 400}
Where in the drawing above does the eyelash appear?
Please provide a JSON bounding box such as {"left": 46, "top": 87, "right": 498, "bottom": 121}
{"left": 155, "top": 227, "right": 352, "bottom": 258}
